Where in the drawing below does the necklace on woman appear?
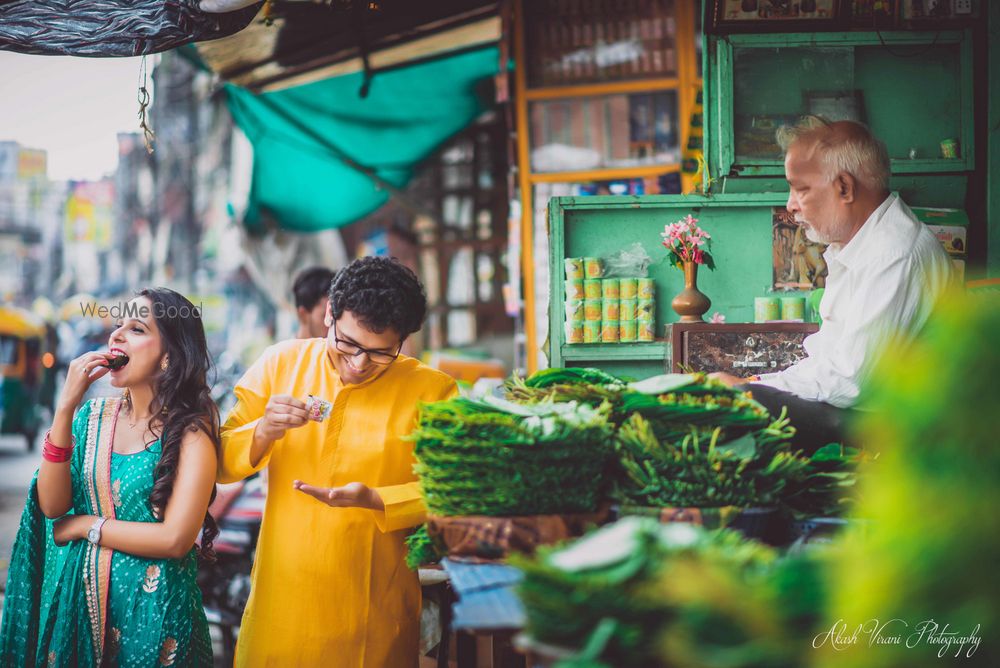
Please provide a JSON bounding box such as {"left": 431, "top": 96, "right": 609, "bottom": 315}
{"left": 123, "top": 391, "right": 152, "bottom": 430}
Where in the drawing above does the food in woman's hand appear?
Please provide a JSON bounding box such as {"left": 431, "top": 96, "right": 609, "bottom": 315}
{"left": 107, "top": 353, "right": 130, "bottom": 370}
{"left": 306, "top": 395, "right": 332, "bottom": 422}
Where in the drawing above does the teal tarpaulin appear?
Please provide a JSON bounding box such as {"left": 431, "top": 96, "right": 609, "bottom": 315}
{"left": 226, "top": 45, "right": 499, "bottom": 233}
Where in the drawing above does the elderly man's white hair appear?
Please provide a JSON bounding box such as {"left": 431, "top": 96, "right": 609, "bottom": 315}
{"left": 776, "top": 116, "right": 890, "bottom": 193}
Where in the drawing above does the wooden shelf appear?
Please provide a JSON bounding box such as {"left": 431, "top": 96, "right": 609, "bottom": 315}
{"left": 525, "top": 78, "right": 681, "bottom": 101}
{"left": 529, "top": 164, "right": 681, "bottom": 184}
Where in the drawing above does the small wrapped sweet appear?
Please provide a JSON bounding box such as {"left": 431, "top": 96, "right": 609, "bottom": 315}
{"left": 306, "top": 395, "right": 333, "bottom": 422}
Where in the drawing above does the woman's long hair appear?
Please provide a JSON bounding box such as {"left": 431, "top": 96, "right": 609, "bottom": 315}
{"left": 137, "top": 287, "right": 219, "bottom": 561}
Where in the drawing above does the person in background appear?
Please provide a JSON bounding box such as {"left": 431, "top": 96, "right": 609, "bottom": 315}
{"left": 711, "top": 117, "right": 953, "bottom": 452}
{"left": 292, "top": 266, "right": 335, "bottom": 339}
{"left": 218, "top": 256, "right": 457, "bottom": 666}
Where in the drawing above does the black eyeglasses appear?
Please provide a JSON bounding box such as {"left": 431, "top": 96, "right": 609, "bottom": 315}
{"left": 331, "top": 322, "right": 401, "bottom": 366}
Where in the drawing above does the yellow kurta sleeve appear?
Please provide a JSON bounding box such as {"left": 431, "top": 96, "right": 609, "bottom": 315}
{"left": 371, "top": 378, "right": 458, "bottom": 533}
{"left": 371, "top": 482, "right": 425, "bottom": 533}
{"left": 218, "top": 347, "right": 275, "bottom": 484}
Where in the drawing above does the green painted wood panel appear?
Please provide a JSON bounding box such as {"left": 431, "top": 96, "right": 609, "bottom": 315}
{"left": 715, "top": 31, "right": 974, "bottom": 178}
{"left": 720, "top": 174, "right": 969, "bottom": 210}
{"left": 548, "top": 194, "right": 786, "bottom": 376}
{"left": 566, "top": 358, "right": 669, "bottom": 381}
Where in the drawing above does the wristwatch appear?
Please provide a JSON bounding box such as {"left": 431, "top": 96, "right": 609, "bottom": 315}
{"left": 87, "top": 517, "right": 108, "bottom": 545}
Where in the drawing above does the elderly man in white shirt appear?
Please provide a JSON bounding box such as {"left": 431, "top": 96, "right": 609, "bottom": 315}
{"left": 712, "top": 118, "right": 954, "bottom": 452}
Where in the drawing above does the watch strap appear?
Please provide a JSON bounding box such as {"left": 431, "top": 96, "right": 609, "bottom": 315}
{"left": 89, "top": 517, "right": 108, "bottom": 544}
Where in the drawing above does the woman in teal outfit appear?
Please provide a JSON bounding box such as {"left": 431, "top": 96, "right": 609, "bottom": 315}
{"left": 1, "top": 288, "right": 219, "bottom": 667}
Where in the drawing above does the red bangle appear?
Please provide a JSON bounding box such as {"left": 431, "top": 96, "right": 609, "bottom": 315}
{"left": 42, "top": 430, "right": 73, "bottom": 463}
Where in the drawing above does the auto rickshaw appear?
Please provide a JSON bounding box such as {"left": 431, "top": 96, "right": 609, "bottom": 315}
{"left": 0, "top": 305, "right": 52, "bottom": 450}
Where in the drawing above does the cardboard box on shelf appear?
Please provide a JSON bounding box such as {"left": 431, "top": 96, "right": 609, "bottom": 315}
{"left": 926, "top": 224, "right": 967, "bottom": 256}
{"left": 910, "top": 207, "right": 969, "bottom": 228}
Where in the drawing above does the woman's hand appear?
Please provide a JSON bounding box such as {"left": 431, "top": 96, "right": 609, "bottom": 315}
{"left": 58, "top": 351, "right": 115, "bottom": 412}
{"left": 53, "top": 514, "right": 95, "bottom": 546}
{"left": 293, "top": 481, "right": 384, "bottom": 511}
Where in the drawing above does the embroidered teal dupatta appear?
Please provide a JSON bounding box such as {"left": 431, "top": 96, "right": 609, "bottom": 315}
{"left": 1, "top": 398, "right": 212, "bottom": 667}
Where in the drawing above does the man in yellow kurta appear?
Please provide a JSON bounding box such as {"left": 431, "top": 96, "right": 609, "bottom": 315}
{"left": 219, "top": 257, "right": 457, "bottom": 666}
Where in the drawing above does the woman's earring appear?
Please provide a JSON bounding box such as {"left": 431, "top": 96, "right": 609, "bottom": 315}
{"left": 160, "top": 356, "right": 169, "bottom": 371}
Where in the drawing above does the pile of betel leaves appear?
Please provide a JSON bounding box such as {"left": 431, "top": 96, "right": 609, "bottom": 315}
{"left": 409, "top": 395, "right": 616, "bottom": 517}
{"left": 506, "top": 369, "right": 861, "bottom": 516}
{"left": 512, "top": 518, "right": 830, "bottom": 668}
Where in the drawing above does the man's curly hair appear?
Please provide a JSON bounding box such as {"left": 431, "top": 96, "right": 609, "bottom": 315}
{"left": 328, "top": 256, "right": 427, "bottom": 339}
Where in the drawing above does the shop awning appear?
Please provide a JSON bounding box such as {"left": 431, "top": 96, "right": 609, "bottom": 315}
{"left": 225, "top": 43, "right": 500, "bottom": 233}
{"left": 194, "top": 0, "right": 498, "bottom": 93}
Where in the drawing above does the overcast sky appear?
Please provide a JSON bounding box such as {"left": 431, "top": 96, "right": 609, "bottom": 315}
{"left": 0, "top": 52, "right": 150, "bottom": 181}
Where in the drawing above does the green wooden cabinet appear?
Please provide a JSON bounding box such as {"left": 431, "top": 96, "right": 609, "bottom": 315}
{"left": 705, "top": 30, "right": 975, "bottom": 184}
{"left": 548, "top": 193, "right": 786, "bottom": 378}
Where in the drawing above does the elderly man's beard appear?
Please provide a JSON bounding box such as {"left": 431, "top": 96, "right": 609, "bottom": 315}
{"left": 798, "top": 212, "right": 853, "bottom": 245}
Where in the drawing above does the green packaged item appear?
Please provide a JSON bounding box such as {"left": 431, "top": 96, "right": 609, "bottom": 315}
{"left": 565, "top": 300, "right": 584, "bottom": 322}
{"left": 601, "top": 278, "right": 620, "bottom": 300}
{"left": 584, "top": 299, "right": 602, "bottom": 322}
{"left": 583, "top": 321, "right": 601, "bottom": 343}
{"left": 620, "top": 299, "right": 637, "bottom": 321}
{"left": 601, "top": 320, "right": 619, "bottom": 343}
{"left": 637, "top": 299, "right": 655, "bottom": 319}
{"left": 754, "top": 297, "right": 780, "bottom": 323}
{"left": 620, "top": 321, "right": 637, "bottom": 342}
{"left": 619, "top": 278, "right": 638, "bottom": 299}
{"left": 602, "top": 300, "right": 620, "bottom": 321}
{"left": 637, "top": 319, "right": 655, "bottom": 342}
{"left": 583, "top": 257, "right": 604, "bottom": 278}
{"left": 780, "top": 296, "right": 806, "bottom": 321}
{"left": 564, "top": 257, "right": 584, "bottom": 280}
{"left": 565, "top": 321, "right": 584, "bottom": 344}
{"left": 584, "top": 279, "right": 602, "bottom": 299}
{"left": 566, "top": 279, "right": 585, "bottom": 300}
{"left": 637, "top": 278, "right": 655, "bottom": 299}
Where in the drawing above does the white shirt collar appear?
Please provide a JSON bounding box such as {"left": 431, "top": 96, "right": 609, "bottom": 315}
{"left": 825, "top": 193, "right": 896, "bottom": 270}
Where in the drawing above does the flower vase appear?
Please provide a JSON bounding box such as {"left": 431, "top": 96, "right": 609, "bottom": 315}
{"left": 671, "top": 261, "right": 711, "bottom": 323}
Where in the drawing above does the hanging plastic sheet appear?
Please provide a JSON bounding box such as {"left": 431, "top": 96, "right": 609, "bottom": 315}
{"left": 225, "top": 44, "right": 499, "bottom": 233}
{"left": 0, "top": 0, "right": 262, "bottom": 57}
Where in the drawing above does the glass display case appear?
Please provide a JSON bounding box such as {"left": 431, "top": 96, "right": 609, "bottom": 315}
{"left": 524, "top": 0, "right": 680, "bottom": 88}
{"left": 529, "top": 91, "right": 680, "bottom": 172}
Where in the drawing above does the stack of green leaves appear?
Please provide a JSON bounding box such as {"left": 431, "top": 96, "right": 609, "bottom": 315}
{"left": 508, "top": 370, "right": 860, "bottom": 516}
{"left": 504, "top": 367, "right": 626, "bottom": 415}
{"left": 411, "top": 395, "right": 616, "bottom": 516}
{"left": 621, "top": 373, "right": 771, "bottom": 443}
{"left": 508, "top": 370, "right": 771, "bottom": 437}
{"left": 614, "top": 411, "right": 806, "bottom": 509}
{"left": 782, "top": 443, "right": 869, "bottom": 518}
{"left": 513, "top": 518, "right": 827, "bottom": 668}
